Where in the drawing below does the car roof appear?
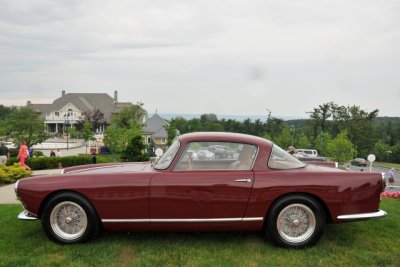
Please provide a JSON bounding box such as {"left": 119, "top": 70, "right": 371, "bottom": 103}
{"left": 178, "top": 132, "right": 272, "bottom": 147}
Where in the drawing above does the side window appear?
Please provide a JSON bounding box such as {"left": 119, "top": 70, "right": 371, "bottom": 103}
{"left": 174, "top": 142, "right": 257, "bottom": 171}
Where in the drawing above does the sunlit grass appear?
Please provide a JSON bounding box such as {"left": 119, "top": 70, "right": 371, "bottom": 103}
{"left": 1, "top": 199, "right": 399, "bottom": 266}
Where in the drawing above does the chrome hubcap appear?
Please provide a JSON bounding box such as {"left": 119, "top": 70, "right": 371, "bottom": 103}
{"left": 277, "top": 204, "right": 316, "bottom": 243}
{"left": 50, "top": 201, "right": 88, "bottom": 240}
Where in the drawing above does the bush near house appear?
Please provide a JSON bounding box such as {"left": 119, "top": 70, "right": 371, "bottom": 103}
{"left": 6, "top": 155, "right": 114, "bottom": 170}
{"left": 0, "top": 163, "right": 32, "bottom": 183}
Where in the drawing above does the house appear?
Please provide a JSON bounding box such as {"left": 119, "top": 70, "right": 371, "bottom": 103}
{"left": 27, "top": 90, "right": 141, "bottom": 134}
{"left": 143, "top": 114, "right": 169, "bottom": 150}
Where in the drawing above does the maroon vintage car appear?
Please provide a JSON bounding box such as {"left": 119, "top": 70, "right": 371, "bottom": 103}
{"left": 15, "top": 132, "right": 387, "bottom": 248}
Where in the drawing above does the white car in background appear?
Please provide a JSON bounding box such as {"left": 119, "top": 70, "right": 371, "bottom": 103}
{"left": 295, "top": 149, "right": 318, "bottom": 158}
{"left": 4, "top": 141, "right": 16, "bottom": 149}
{"left": 197, "top": 149, "right": 215, "bottom": 160}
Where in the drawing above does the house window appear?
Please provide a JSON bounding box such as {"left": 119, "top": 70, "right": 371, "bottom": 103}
{"left": 161, "top": 138, "right": 166, "bottom": 144}
{"left": 147, "top": 137, "right": 152, "bottom": 144}
{"left": 55, "top": 112, "right": 59, "bottom": 116}
{"left": 67, "top": 109, "right": 73, "bottom": 117}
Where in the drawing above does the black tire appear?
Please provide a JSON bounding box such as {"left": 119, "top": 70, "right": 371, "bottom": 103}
{"left": 265, "top": 194, "right": 325, "bottom": 248}
{"left": 41, "top": 192, "right": 100, "bottom": 244}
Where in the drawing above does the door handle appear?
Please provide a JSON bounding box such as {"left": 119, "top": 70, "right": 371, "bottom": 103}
{"left": 234, "top": 178, "right": 252, "bottom": 183}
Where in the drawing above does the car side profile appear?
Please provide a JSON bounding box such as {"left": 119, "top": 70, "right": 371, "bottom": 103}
{"left": 15, "top": 132, "right": 387, "bottom": 248}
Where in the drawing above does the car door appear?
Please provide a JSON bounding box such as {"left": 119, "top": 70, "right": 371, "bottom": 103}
{"left": 149, "top": 142, "right": 257, "bottom": 222}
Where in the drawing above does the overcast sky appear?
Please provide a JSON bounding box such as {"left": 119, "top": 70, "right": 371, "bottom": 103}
{"left": 1, "top": 0, "right": 399, "bottom": 118}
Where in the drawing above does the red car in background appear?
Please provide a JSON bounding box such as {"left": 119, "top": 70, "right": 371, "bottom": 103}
{"left": 15, "top": 132, "right": 386, "bottom": 248}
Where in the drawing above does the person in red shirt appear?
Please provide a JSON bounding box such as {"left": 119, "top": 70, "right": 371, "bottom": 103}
{"left": 17, "top": 140, "right": 31, "bottom": 170}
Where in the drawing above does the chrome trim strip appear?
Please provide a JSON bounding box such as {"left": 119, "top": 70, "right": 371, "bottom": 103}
{"left": 337, "top": 210, "right": 387, "bottom": 220}
{"left": 18, "top": 210, "right": 38, "bottom": 221}
{"left": 14, "top": 180, "right": 20, "bottom": 195}
{"left": 242, "top": 217, "right": 264, "bottom": 222}
{"left": 102, "top": 217, "right": 264, "bottom": 223}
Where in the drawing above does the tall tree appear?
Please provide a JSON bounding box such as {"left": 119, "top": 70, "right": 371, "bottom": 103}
{"left": 326, "top": 131, "right": 356, "bottom": 164}
{"left": 104, "top": 105, "right": 147, "bottom": 161}
{"left": 82, "top": 121, "right": 93, "bottom": 154}
{"left": 1, "top": 107, "right": 45, "bottom": 147}
{"left": 77, "top": 109, "right": 106, "bottom": 132}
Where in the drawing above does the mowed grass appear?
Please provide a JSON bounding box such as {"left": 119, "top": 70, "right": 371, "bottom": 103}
{"left": 0, "top": 199, "right": 399, "bottom": 267}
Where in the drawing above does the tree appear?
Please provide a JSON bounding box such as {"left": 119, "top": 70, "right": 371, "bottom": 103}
{"left": 82, "top": 121, "right": 93, "bottom": 154}
{"left": 296, "top": 134, "right": 311, "bottom": 149}
{"left": 104, "top": 121, "right": 143, "bottom": 154}
{"left": 112, "top": 104, "right": 147, "bottom": 128}
{"left": 104, "top": 105, "right": 148, "bottom": 161}
{"left": 326, "top": 131, "right": 356, "bottom": 164}
{"left": 1, "top": 107, "right": 46, "bottom": 147}
{"left": 0, "top": 105, "right": 14, "bottom": 121}
{"left": 123, "top": 135, "right": 149, "bottom": 162}
{"left": 274, "top": 125, "right": 292, "bottom": 149}
{"left": 76, "top": 109, "right": 106, "bottom": 132}
{"left": 373, "top": 140, "right": 391, "bottom": 162}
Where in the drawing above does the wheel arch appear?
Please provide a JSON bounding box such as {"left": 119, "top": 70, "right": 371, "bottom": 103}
{"left": 38, "top": 189, "right": 100, "bottom": 220}
{"left": 265, "top": 192, "right": 333, "bottom": 224}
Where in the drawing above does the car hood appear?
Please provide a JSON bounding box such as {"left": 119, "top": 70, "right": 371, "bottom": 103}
{"left": 62, "top": 162, "right": 153, "bottom": 175}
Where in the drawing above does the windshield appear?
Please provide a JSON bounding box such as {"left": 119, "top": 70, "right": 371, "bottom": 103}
{"left": 268, "top": 144, "right": 306, "bottom": 170}
{"left": 153, "top": 139, "right": 180, "bottom": 170}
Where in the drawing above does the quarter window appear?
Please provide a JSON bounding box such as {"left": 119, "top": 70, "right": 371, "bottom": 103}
{"left": 268, "top": 145, "right": 306, "bottom": 169}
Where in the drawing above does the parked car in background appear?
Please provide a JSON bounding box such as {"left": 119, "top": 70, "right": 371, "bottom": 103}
{"left": 196, "top": 149, "right": 215, "bottom": 160}
{"left": 15, "top": 132, "right": 386, "bottom": 248}
{"left": 351, "top": 158, "right": 367, "bottom": 167}
{"left": 297, "top": 156, "right": 338, "bottom": 168}
{"left": 4, "top": 141, "right": 16, "bottom": 149}
{"left": 295, "top": 149, "right": 318, "bottom": 157}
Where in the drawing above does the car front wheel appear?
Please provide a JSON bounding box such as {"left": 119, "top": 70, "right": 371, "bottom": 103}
{"left": 41, "top": 192, "right": 100, "bottom": 244}
{"left": 265, "top": 195, "right": 325, "bottom": 248}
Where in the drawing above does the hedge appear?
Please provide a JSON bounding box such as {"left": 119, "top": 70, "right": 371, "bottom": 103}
{"left": 6, "top": 155, "right": 111, "bottom": 171}
{"left": 0, "top": 163, "right": 32, "bottom": 183}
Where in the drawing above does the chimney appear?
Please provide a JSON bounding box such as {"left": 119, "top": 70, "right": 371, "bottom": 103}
{"left": 27, "top": 100, "right": 31, "bottom": 106}
{"left": 62, "top": 90, "right": 66, "bottom": 97}
{"left": 114, "top": 90, "right": 118, "bottom": 102}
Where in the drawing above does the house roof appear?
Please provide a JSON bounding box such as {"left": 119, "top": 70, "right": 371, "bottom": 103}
{"left": 144, "top": 114, "right": 168, "bottom": 138}
{"left": 28, "top": 104, "right": 53, "bottom": 119}
{"left": 27, "top": 92, "right": 135, "bottom": 122}
{"left": 52, "top": 93, "right": 117, "bottom": 121}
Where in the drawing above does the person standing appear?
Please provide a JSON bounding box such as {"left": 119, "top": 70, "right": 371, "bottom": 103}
{"left": 387, "top": 168, "right": 395, "bottom": 185}
{"left": 17, "top": 140, "right": 31, "bottom": 170}
{"left": 50, "top": 150, "right": 56, "bottom": 157}
{"left": 0, "top": 141, "right": 9, "bottom": 165}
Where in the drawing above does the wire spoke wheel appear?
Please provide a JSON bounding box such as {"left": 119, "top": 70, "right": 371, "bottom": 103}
{"left": 276, "top": 203, "right": 316, "bottom": 244}
{"left": 50, "top": 201, "right": 88, "bottom": 241}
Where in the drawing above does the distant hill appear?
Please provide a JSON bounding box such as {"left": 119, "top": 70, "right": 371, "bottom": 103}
{"left": 153, "top": 113, "right": 400, "bottom": 126}
{"left": 154, "top": 113, "right": 306, "bottom": 122}
{"left": 285, "top": 117, "right": 400, "bottom": 129}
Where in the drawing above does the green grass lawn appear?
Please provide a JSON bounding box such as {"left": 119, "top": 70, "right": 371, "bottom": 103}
{"left": 1, "top": 199, "right": 399, "bottom": 267}
{"left": 375, "top": 162, "right": 400, "bottom": 169}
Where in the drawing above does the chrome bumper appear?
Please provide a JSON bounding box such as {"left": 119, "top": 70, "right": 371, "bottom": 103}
{"left": 337, "top": 210, "right": 387, "bottom": 221}
{"left": 18, "top": 210, "right": 38, "bottom": 221}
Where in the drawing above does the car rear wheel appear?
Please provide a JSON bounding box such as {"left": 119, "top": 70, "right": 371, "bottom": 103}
{"left": 41, "top": 192, "right": 100, "bottom": 244}
{"left": 265, "top": 195, "right": 325, "bottom": 248}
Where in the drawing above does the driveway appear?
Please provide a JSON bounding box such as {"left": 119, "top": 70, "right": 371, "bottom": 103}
{"left": 0, "top": 169, "right": 62, "bottom": 204}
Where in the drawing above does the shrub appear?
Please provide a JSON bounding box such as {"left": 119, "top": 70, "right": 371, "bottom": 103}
{"left": 8, "top": 148, "right": 18, "bottom": 157}
{"left": 6, "top": 154, "right": 116, "bottom": 170}
{"left": 33, "top": 150, "right": 44, "bottom": 157}
{"left": 0, "top": 163, "right": 32, "bottom": 183}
